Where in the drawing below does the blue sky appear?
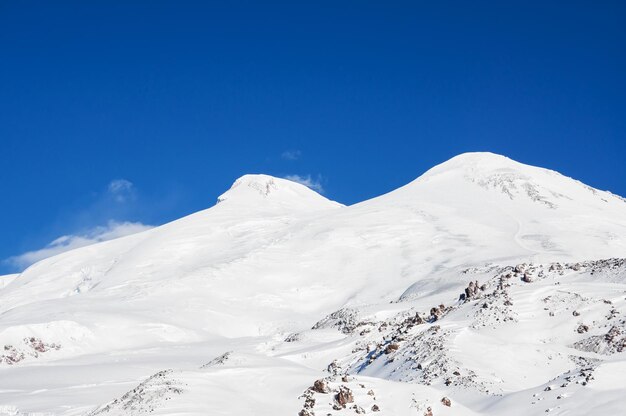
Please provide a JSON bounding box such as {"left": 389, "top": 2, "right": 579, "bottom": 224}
{"left": 1, "top": 1, "right": 625, "bottom": 273}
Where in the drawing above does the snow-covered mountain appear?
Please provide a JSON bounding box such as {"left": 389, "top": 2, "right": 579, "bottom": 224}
{"left": 1, "top": 152, "right": 625, "bottom": 415}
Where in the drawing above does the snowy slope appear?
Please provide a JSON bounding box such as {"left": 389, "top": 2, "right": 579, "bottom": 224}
{"left": 0, "top": 274, "right": 18, "bottom": 290}
{"left": 1, "top": 152, "right": 625, "bottom": 415}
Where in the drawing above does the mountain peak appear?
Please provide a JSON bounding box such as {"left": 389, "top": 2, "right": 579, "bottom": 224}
{"left": 444, "top": 151, "right": 512, "bottom": 163}
{"left": 218, "top": 174, "right": 281, "bottom": 202}
{"left": 420, "top": 152, "right": 521, "bottom": 178}
{"left": 395, "top": 152, "right": 625, "bottom": 211}
{"left": 216, "top": 174, "right": 342, "bottom": 211}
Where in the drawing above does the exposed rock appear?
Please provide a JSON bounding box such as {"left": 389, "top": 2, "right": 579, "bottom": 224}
{"left": 313, "top": 308, "right": 361, "bottom": 334}
{"left": 576, "top": 324, "right": 589, "bottom": 334}
{"left": 385, "top": 343, "right": 400, "bottom": 354}
{"left": 371, "top": 404, "right": 380, "bottom": 412}
{"left": 1, "top": 346, "right": 25, "bottom": 365}
{"left": 1, "top": 337, "right": 61, "bottom": 365}
{"left": 312, "top": 379, "right": 330, "bottom": 394}
{"left": 335, "top": 386, "right": 354, "bottom": 407}
{"left": 463, "top": 280, "right": 482, "bottom": 301}
{"left": 429, "top": 304, "right": 447, "bottom": 321}
{"left": 200, "top": 351, "right": 231, "bottom": 368}
{"left": 403, "top": 312, "right": 425, "bottom": 327}
{"left": 303, "top": 395, "right": 315, "bottom": 409}
{"left": 441, "top": 397, "right": 451, "bottom": 407}
{"left": 327, "top": 360, "right": 342, "bottom": 375}
{"left": 353, "top": 404, "right": 366, "bottom": 414}
{"left": 574, "top": 325, "right": 626, "bottom": 354}
{"left": 86, "top": 370, "right": 184, "bottom": 415}
{"left": 284, "top": 333, "right": 301, "bottom": 342}
{"left": 430, "top": 307, "right": 441, "bottom": 321}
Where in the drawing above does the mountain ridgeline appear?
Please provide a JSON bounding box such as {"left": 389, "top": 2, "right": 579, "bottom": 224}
{"left": 1, "top": 152, "right": 625, "bottom": 415}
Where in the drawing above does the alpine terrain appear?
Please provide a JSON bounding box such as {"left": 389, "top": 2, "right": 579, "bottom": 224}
{"left": 1, "top": 152, "right": 626, "bottom": 416}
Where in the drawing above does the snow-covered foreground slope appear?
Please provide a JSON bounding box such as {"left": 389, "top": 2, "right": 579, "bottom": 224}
{"left": 1, "top": 153, "right": 626, "bottom": 415}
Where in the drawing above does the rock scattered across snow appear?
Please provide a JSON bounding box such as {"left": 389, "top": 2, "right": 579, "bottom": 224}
{"left": 1, "top": 337, "right": 60, "bottom": 365}
{"left": 86, "top": 370, "right": 184, "bottom": 415}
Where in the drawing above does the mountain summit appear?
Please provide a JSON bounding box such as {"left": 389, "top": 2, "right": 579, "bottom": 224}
{"left": 405, "top": 152, "right": 625, "bottom": 210}
{"left": 216, "top": 174, "right": 342, "bottom": 211}
{"left": 1, "top": 153, "right": 625, "bottom": 415}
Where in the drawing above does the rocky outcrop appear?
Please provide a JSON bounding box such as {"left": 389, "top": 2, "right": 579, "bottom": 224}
{"left": 461, "top": 280, "right": 484, "bottom": 301}
{"left": 1, "top": 337, "right": 61, "bottom": 365}
{"left": 312, "top": 379, "right": 330, "bottom": 394}
{"left": 312, "top": 308, "right": 362, "bottom": 334}
{"left": 574, "top": 325, "right": 626, "bottom": 354}
{"left": 86, "top": 370, "right": 184, "bottom": 415}
{"left": 335, "top": 386, "right": 354, "bottom": 407}
{"left": 429, "top": 304, "right": 448, "bottom": 322}
{"left": 284, "top": 332, "right": 301, "bottom": 342}
{"left": 384, "top": 343, "right": 399, "bottom": 354}
{"left": 576, "top": 324, "right": 589, "bottom": 334}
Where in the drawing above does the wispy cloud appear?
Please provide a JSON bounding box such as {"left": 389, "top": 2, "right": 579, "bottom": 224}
{"left": 281, "top": 150, "right": 302, "bottom": 161}
{"left": 2, "top": 178, "right": 161, "bottom": 273}
{"left": 107, "top": 179, "right": 135, "bottom": 203}
{"left": 4, "top": 221, "right": 153, "bottom": 271}
{"left": 284, "top": 174, "right": 324, "bottom": 193}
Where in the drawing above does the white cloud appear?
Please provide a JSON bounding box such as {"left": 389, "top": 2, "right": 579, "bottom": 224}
{"left": 281, "top": 150, "right": 302, "bottom": 161}
{"left": 108, "top": 179, "right": 135, "bottom": 202}
{"left": 4, "top": 221, "right": 153, "bottom": 271}
{"left": 284, "top": 174, "right": 324, "bottom": 193}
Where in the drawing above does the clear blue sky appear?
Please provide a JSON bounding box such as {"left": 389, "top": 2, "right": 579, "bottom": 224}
{"left": 1, "top": 1, "right": 625, "bottom": 273}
